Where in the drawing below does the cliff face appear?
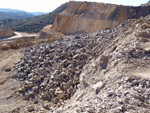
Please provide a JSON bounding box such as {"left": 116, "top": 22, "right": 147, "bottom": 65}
{"left": 52, "top": 1, "right": 150, "bottom": 34}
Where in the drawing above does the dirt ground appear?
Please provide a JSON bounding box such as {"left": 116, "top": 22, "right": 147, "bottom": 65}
{"left": 0, "top": 49, "right": 28, "bottom": 113}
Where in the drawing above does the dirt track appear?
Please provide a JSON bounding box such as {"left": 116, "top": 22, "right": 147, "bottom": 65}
{"left": 0, "top": 32, "right": 37, "bottom": 41}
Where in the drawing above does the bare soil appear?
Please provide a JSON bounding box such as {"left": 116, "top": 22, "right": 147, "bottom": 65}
{"left": 0, "top": 49, "right": 28, "bottom": 112}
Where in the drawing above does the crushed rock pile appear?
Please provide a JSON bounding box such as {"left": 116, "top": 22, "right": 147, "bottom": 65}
{"left": 54, "top": 15, "right": 150, "bottom": 113}
{"left": 55, "top": 75, "right": 150, "bottom": 113}
{"left": 13, "top": 27, "right": 117, "bottom": 104}
{"left": 13, "top": 15, "right": 150, "bottom": 112}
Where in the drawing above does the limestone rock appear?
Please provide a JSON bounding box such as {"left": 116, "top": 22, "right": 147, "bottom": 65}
{"left": 43, "top": 103, "right": 50, "bottom": 110}
{"left": 97, "top": 55, "right": 108, "bottom": 69}
{"left": 57, "top": 92, "right": 65, "bottom": 99}
{"left": 92, "top": 81, "right": 105, "bottom": 94}
{"left": 52, "top": 1, "right": 150, "bottom": 35}
{"left": 26, "top": 105, "right": 34, "bottom": 112}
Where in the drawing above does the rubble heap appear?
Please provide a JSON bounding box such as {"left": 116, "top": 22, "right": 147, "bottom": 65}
{"left": 13, "top": 15, "right": 150, "bottom": 112}
{"left": 14, "top": 27, "right": 115, "bottom": 104}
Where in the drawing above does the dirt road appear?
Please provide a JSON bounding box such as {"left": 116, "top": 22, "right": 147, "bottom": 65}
{"left": 0, "top": 32, "right": 37, "bottom": 41}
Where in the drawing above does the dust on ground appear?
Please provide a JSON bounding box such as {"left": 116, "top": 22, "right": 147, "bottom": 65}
{"left": 0, "top": 49, "right": 28, "bottom": 112}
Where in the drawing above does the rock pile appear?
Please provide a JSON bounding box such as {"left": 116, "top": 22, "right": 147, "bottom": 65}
{"left": 56, "top": 75, "right": 150, "bottom": 113}
{"left": 13, "top": 15, "right": 150, "bottom": 112}
{"left": 13, "top": 27, "right": 115, "bottom": 104}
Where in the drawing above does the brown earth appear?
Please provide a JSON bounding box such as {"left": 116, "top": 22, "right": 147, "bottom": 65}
{"left": 0, "top": 50, "right": 50, "bottom": 112}
{"left": 0, "top": 32, "right": 37, "bottom": 50}
{"left": 37, "top": 25, "right": 65, "bottom": 41}
{"left": 0, "top": 49, "right": 27, "bottom": 112}
{"left": 0, "top": 29, "right": 14, "bottom": 38}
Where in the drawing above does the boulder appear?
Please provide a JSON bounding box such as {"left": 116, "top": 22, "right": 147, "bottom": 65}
{"left": 5, "top": 66, "right": 11, "bottom": 72}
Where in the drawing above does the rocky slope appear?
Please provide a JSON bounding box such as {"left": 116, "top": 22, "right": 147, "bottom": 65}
{"left": 54, "top": 15, "right": 150, "bottom": 113}
{"left": 52, "top": 1, "right": 150, "bottom": 35}
{"left": 8, "top": 15, "right": 150, "bottom": 112}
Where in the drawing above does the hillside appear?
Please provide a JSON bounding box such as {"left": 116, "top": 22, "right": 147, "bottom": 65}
{"left": 52, "top": 1, "right": 150, "bottom": 34}
{"left": 0, "top": 12, "right": 34, "bottom": 20}
{"left": 0, "top": 8, "right": 22, "bottom": 12}
{"left": 0, "top": 8, "right": 46, "bottom": 20}
{"left": 0, "top": 3, "right": 67, "bottom": 33}
{"left": 0, "top": 8, "right": 34, "bottom": 20}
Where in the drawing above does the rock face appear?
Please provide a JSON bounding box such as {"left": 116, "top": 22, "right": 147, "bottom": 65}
{"left": 0, "top": 29, "right": 14, "bottom": 38}
{"left": 52, "top": 1, "right": 150, "bottom": 34}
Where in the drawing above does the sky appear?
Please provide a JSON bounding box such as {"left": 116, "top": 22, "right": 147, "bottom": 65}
{"left": 0, "top": 0, "right": 149, "bottom": 13}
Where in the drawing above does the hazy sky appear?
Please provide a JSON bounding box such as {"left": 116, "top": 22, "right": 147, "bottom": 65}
{"left": 0, "top": 0, "right": 149, "bottom": 12}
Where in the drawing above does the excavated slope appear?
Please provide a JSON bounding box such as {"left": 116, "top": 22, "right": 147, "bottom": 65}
{"left": 52, "top": 1, "right": 150, "bottom": 34}
{"left": 11, "top": 14, "right": 150, "bottom": 112}
{"left": 54, "top": 14, "right": 150, "bottom": 113}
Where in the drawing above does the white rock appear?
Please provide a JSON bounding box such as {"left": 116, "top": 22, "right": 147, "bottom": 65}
{"left": 92, "top": 81, "right": 105, "bottom": 94}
